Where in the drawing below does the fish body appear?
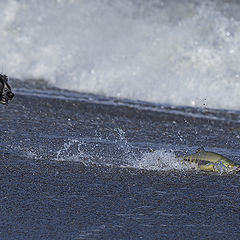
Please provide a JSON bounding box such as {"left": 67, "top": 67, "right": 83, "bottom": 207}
{"left": 180, "top": 147, "right": 240, "bottom": 174}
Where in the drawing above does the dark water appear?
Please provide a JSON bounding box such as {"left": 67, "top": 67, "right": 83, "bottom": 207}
{"left": 0, "top": 83, "right": 240, "bottom": 239}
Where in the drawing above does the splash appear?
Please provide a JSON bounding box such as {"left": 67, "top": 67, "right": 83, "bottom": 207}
{"left": 56, "top": 139, "right": 95, "bottom": 165}
{"left": 131, "top": 149, "right": 188, "bottom": 171}
{"left": 114, "top": 128, "right": 137, "bottom": 163}
{"left": 55, "top": 136, "right": 187, "bottom": 172}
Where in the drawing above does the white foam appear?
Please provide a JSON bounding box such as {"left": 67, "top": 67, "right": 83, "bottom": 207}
{"left": 131, "top": 150, "right": 188, "bottom": 171}
{"left": 2, "top": 0, "right": 240, "bottom": 110}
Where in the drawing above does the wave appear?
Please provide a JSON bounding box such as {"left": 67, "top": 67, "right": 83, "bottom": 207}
{"left": 1, "top": 0, "right": 240, "bottom": 110}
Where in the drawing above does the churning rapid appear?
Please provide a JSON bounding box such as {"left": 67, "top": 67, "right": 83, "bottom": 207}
{"left": 1, "top": 0, "right": 240, "bottom": 110}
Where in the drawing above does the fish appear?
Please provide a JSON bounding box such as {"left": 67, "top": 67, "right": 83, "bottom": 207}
{"left": 179, "top": 147, "right": 240, "bottom": 174}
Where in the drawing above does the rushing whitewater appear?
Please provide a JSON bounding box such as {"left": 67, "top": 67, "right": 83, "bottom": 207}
{"left": 1, "top": 0, "right": 240, "bottom": 109}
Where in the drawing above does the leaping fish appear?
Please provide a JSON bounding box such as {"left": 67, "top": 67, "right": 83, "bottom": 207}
{"left": 179, "top": 147, "right": 240, "bottom": 174}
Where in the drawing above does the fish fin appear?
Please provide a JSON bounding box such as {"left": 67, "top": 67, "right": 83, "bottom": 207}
{"left": 196, "top": 147, "right": 205, "bottom": 153}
